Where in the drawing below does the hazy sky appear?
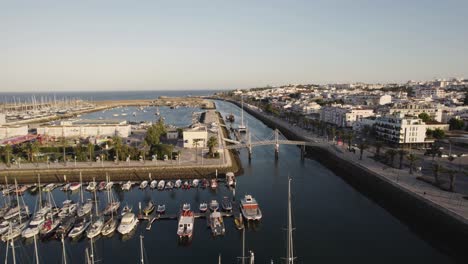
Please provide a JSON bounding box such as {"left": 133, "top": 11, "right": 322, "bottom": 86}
{"left": 1, "top": 0, "right": 467, "bottom": 91}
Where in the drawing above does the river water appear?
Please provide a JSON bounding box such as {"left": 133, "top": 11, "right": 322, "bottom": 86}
{"left": 0, "top": 99, "right": 457, "bottom": 263}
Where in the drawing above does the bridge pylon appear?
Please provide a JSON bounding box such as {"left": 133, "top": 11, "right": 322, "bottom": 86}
{"left": 274, "top": 129, "right": 279, "bottom": 160}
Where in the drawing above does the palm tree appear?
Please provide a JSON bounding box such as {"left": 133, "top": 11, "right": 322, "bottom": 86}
{"left": 358, "top": 142, "right": 368, "bottom": 160}
{"left": 385, "top": 149, "right": 397, "bottom": 167}
{"left": 207, "top": 136, "right": 218, "bottom": 157}
{"left": 31, "top": 141, "right": 40, "bottom": 165}
{"left": 397, "top": 149, "right": 408, "bottom": 169}
{"left": 111, "top": 136, "right": 123, "bottom": 162}
{"left": 87, "top": 142, "right": 95, "bottom": 162}
{"left": 445, "top": 168, "right": 457, "bottom": 192}
{"left": 60, "top": 137, "right": 67, "bottom": 163}
{"left": 374, "top": 141, "right": 384, "bottom": 159}
{"left": 344, "top": 132, "right": 354, "bottom": 151}
{"left": 193, "top": 139, "right": 203, "bottom": 162}
{"left": 432, "top": 162, "right": 442, "bottom": 186}
{"left": 406, "top": 154, "right": 418, "bottom": 174}
{"left": 330, "top": 127, "right": 336, "bottom": 143}
{"left": 4, "top": 144, "right": 12, "bottom": 167}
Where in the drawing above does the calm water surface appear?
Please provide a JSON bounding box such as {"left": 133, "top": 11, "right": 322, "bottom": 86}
{"left": 0, "top": 99, "right": 456, "bottom": 263}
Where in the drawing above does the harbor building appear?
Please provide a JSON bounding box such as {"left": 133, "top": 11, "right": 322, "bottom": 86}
{"left": 36, "top": 119, "right": 131, "bottom": 138}
{"left": 374, "top": 113, "right": 433, "bottom": 146}
{"left": 0, "top": 124, "right": 29, "bottom": 140}
{"left": 183, "top": 126, "right": 208, "bottom": 148}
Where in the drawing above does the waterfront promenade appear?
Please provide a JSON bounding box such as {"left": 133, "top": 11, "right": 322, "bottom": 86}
{"left": 241, "top": 102, "right": 468, "bottom": 224}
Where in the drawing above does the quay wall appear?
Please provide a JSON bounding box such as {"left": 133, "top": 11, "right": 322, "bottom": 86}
{"left": 218, "top": 98, "right": 468, "bottom": 260}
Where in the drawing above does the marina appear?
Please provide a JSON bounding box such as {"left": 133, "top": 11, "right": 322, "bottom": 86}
{"left": 0, "top": 99, "right": 458, "bottom": 263}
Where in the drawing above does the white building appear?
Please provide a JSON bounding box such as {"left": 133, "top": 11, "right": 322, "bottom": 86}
{"left": 374, "top": 113, "right": 432, "bottom": 146}
{"left": 414, "top": 87, "right": 446, "bottom": 99}
{"left": 389, "top": 102, "right": 443, "bottom": 122}
{"left": 37, "top": 120, "right": 131, "bottom": 138}
{"left": 320, "top": 105, "right": 374, "bottom": 127}
{"left": 183, "top": 126, "right": 208, "bottom": 148}
{"left": 0, "top": 125, "right": 29, "bottom": 140}
{"left": 0, "top": 114, "right": 5, "bottom": 125}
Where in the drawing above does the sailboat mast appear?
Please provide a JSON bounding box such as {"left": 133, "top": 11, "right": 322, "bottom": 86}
{"left": 140, "top": 235, "right": 144, "bottom": 264}
{"left": 14, "top": 179, "right": 21, "bottom": 224}
{"left": 286, "top": 177, "right": 295, "bottom": 264}
{"left": 80, "top": 172, "right": 83, "bottom": 204}
{"left": 242, "top": 228, "right": 246, "bottom": 264}
{"left": 33, "top": 234, "right": 40, "bottom": 264}
{"left": 11, "top": 239, "right": 16, "bottom": 264}
{"left": 90, "top": 237, "right": 95, "bottom": 264}
{"left": 38, "top": 174, "right": 42, "bottom": 209}
{"left": 61, "top": 234, "right": 67, "bottom": 264}
{"left": 5, "top": 176, "right": 10, "bottom": 205}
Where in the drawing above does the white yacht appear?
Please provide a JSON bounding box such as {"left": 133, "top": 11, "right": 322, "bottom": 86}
{"left": 117, "top": 213, "right": 138, "bottom": 235}
{"left": 68, "top": 218, "right": 91, "bottom": 238}
{"left": 240, "top": 195, "right": 262, "bottom": 221}
{"left": 177, "top": 210, "right": 194, "bottom": 239}
{"left": 86, "top": 217, "right": 104, "bottom": 239}
{"left": 77, "top": 199, "right": 93, "bottom": 218}
{"left": 139, "top": 181, "right": 148, "bottom": 189}
{"left": 150, "top": 180, "right": 158, "bottom": 189}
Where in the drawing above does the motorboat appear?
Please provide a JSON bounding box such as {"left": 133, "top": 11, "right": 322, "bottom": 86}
{"left": 221, "top": 197, "right": 233, "bottom": 211}
{"left": 61, "top": 183, "right": 71, "bottom": 192}
{"left": 86, "top": 181, "right": 97, "bottom": 192}
{"left": 201, "top": 179, "right": 209, "bottom": 189}
{"left": 209, "top": 200, "right": 219, "bottom": 211}
{"left": 174, "top": 180, "right": 182, "bottom": 188}
{"left": 77, "top": 199, "right": 93, "bottom": 217}
{"left": 240, "top": 195, "right": 262, "bottom": 221}
{"left": 55, "top": 216, "right": 76, "bottom": 238}
{"left": 139, "top": 181, "right": 148, "bottom": 189}
{"left": 182, "top": 203, "right": 191, "bottom": 212}
{"left": 157, "top": 204, "right": 166, "bottom": 214}
{"left": 86, "top": 217, "right": 104, "bottom": 239}
{"left": 157, "top": 180, "right": 165, "bottom": 190}
{"left": 182, "top": 181, "right": 190, "bottom": 189}
{"left": 142, "top": 201, "right": 155, "bottom": 216}
{"left": 121, "top": 181, "right": 132, "bottom": 191}
{"left": 101, "top": 217, "right": 117, "bottom": 236}
{"left": 43, "top": 183, "right": 56, "bottom": 192}
{"left": 58, "top": 200, "right": 78, "bottom": 219}
{"left": 165, "top": 181, "right": 174, "bottom": 190}
{"left": 121, "top": 204, "right": 132, "bottom": 216}
{"left": 192, "top": 179, "right": 199, "bottom": 188}
{"left": 105, "top": 181, "right": 114, "bottom": 190}
{"left": 210, "top": 179, "right": 218, "bottom": 189}
{"left": 150, "top": 180, "right": 158, "bottom": 189}
{"left": 98, "top": 181, "right": 107, "bottom": 191}
{"left": 225, "top": 172, "right": 236, "bottom": 187}
{"left": 234, "top": 213, "right": 244, "bottom": 230}
{"left": 199, "top": 203, "right": 208, "bottom": 213}
{"left": 177, "top": 210, "right": 194, "bottom": 239}
{"left": 209, "top": 211, "right": 225, "bottom": 236}
{"left": 0, "top": 221, "right": 11, "bottom": 236}
{"left": 68, "top": 218, "right": 91, "bottom": 238}
{"left": 117, "top": 213, "right": 138, "bottom": 235}
{"left": 69, "top": 182, "right": 81, "bottom": 191}
{"left": 103, "top": 201, "right": 121, "bottom": 216}
{"left": 30, "top": 205, "right": 51, "bottom": 225}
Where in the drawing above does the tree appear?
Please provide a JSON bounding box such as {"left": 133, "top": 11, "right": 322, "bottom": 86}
{"left": 4, "top": 144, "right": 12, "bottom": 167}
{"left": 374, "top": 141, "right": 384, "bottom": 159}
{"left": 193, "top": 139, "right": 203, "bottom": 162}
{"left": 432, "top": 128, "right": 445, "bottom": 139}
{"left": 207, "top": 136, "right": 218, "bottom": 157}
{"left": 418, "top": 112, "right": 431, "bottom": 122}
{"left": 358, "top": 142, "right": 368, "bottom": 160}
{"left": 87, "top": 142, "right": 95, "bottom": 162}
{"left": 385, "top": 149, "right": 397, "bottom": 167}
{"left": 449, "top": 118, "right": 464, "bottom": 130}
{"left": 445, "top": 168, "right": 457, "bottom": 192}
{"left": 432, "top": 163, "right": 442, "bottom": 186}
{"left": 145, "top": 118, "right": 167, "bottom": 146}
{"left": 397, "top": 149, "right": 408, "bottom": 169}
{"left": 344, "top": 132, "right": 354, "bottom": 150}
{"left": 60, "top": 137, "right": 67, "bottom": 163}
{"left": 111, "top": 136, "right": 123, "bottom": 161}
{"left": 406, "top": 154, "right": 418, "bottom": 174}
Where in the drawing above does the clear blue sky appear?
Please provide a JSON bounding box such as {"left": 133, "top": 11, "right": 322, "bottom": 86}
{"left": 1, "top": 0, "right": 467, "bottom": 91}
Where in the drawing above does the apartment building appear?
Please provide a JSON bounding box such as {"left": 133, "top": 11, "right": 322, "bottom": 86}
{"left": 374, "top": 113, "right": 433, "bottom": 146}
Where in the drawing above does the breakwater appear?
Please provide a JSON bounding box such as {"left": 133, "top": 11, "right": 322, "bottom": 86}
{"left": 218, "top": 98, "right": 468, "bottom": 261}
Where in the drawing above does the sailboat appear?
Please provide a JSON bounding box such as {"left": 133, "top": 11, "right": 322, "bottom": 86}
{"left": 38, "top": 191, "right": 60, "bottom": 238}
{"left": 86, "top": 191, "right": 104, "bottom": 239}
{"left": 77, "top": 172, "right": 93, "bottom": 217}
{"left": 284, "top": 177, "right": 296, "bottom": 264}
{"left": 23, "top": 175, "right": 47, "bottom": 238}
{"left": 2, "top": 179, "right": 29, "bottom": 241}
{"left": 102, "top": 175, "right": 120, "bottom": 216}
